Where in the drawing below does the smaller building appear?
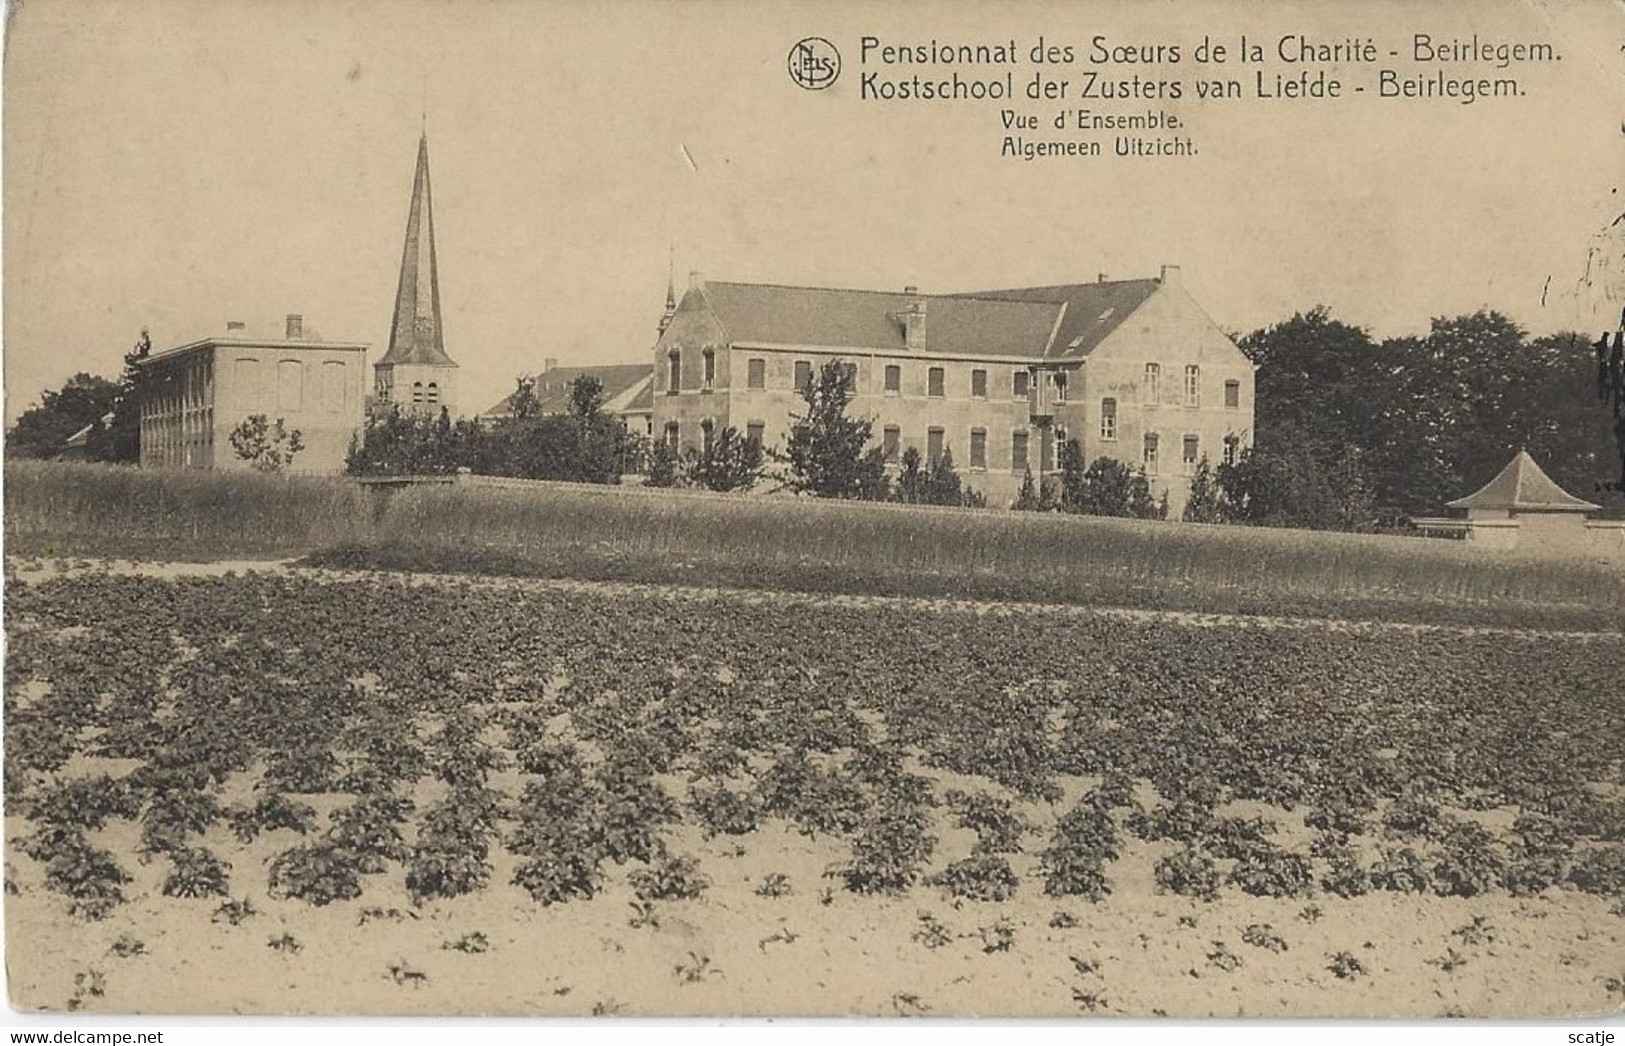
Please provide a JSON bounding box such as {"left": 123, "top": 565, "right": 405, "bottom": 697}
{"left": 479, "top": 359, "right": 654, "bottom": 439}
{"left": 1444, "top": 450, "right": 1606, "bottom": 556}
{"left": 138, "top": 315, "right": 368, "bottom": 474}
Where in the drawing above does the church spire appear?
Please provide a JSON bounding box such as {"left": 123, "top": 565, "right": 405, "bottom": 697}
{"left": 379, "top": 132, "right": 455, "bottom": 368}
{"left": 658, "top": 244, "right": 677, "bottom": 336}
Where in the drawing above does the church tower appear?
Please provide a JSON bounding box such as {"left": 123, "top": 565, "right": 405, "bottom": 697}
{"left": 374, "top": 132, "right": 458, "bottom": 415}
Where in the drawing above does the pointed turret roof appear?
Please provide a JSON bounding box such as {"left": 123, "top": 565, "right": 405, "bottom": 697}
{"left": 379, "top": 133, "right": 455, "bottom": 368}
{"left": 1447, "top": 450, "right": 1599, "bottom": 513}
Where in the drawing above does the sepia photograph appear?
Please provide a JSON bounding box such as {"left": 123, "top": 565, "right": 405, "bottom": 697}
{"left": 2, "top": 0, "right": 1623, "bottom": 1025}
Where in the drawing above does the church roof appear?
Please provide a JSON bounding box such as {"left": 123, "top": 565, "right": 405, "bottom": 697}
{"left": 962, "top": 279, "right": 1164, "bottom": 360}
{"left": 378, "top": 133, "right": 455, "bottom": 368}
{"left": 696, "top": 281, "right": 1065, "bottom": 359}
{"left": 1446, "top": 450, "right": 1600, "bottom": 513}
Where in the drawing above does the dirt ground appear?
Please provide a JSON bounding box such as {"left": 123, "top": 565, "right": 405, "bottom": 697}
{"left": 5, "top": 559, "right": 1624, "bottom": 1018}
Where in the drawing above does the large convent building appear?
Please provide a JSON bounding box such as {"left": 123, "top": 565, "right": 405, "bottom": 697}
{"left": 651, "top": 266, "right": 1256, "bottom": 512}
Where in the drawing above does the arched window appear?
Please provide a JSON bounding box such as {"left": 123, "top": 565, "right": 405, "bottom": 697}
{"left": 702, "top": 348, "right": 715, "bottom": 390}
{"left": 412, "top": 381, "right": 425, "bottom": 404}
{"left": 667, "top": 350, "right": 681, "bottom": 393}
{"left": 427, "top": 382, "right": 439, "bottom": 405}
{"left": 700, "top": 417, "right": 715, "bottom": 456}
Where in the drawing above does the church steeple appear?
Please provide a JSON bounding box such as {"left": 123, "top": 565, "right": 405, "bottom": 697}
{"left": 658, "top": 245, "right": 677, "bottom": 337}
{"left": 375, "top": 132, "right": 457, "bottom": 414}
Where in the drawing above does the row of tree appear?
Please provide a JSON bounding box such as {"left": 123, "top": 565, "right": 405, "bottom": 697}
{"left": 11, "top": 308, "right": 1623, "bottom": 528}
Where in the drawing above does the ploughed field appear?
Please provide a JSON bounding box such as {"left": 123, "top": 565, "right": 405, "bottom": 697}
{"left": 5, "top": 565, "right": 1625, "bottom": 1017}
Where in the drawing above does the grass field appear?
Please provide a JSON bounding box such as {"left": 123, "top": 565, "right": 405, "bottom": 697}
{"left": 6, "top": 462, "right": 1619, "bottom": 630}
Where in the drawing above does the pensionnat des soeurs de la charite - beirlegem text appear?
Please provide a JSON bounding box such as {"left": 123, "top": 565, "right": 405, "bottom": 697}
{"left": 854, "top": 33, "right": 1561, "bottom": 162}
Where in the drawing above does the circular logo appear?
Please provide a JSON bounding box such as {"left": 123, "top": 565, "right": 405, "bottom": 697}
{"left": 788, "top": 37, "right": 840, "bottom": 91}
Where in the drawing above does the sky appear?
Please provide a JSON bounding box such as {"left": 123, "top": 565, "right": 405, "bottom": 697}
{"left": 4, "top": 0, "right": 1623, "bottom": 423}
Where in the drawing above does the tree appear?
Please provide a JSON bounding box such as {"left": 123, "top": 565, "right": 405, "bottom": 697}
{"left": 569, "top": 375, "right": 604, "bottom": 421}
{"left": 893, "top": 446, "right": 926, "bottom": 504}
{"left": 643, "top": 440, "right": 681, "bottom": 488}
{"left": 1012, "top": 467, "right": 1041, "bottom": 511}
{"left": 1183, "top": 456, "right": 1223, "bottom": 523}
{"left": 5, "top": 373, "right": 119, "bottom": 459}
{"left": 86, "top": 330, "right": 152, "bottom": 463}
{"left": 229, "top": 415, "right": 305, "bottom": 472}
{"left": 783, "top": 359, "right": 878, "bottom": 498}
{"left": 687, "top": 426, "right": 764, "bottom": 492}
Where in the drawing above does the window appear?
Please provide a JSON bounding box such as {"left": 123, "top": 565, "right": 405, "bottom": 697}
{"left": 1183, "top": 435, "right": 1200, "bottom": 475}
{"left": 1224, "top": 380, "right": 1240, "bottom": 410}
{"left": 322, "top": 361, "right": 346, "bottom": 413}
{"left": 884, "top": 364, "right": 901, "bottom": 394}
{"left": 1143, "top": 432, "right": 1160, "bottom": 474}
{"left": 883, "top": 425, "right": 900, "bottom": 462}
{"left": 927, "top": 427, "right": 945, "bottom": 463}
{"left": 1223, "top": 434, "right": 1239, "bottom": 466}
{"left": 1013, "top": 370, "right": 1030, "bottom": 398}
{"left": 412, "top": 381, "right": 424, "bottom": 404}
{"left": 278, "top": 360, "right": 304, "bottom": 411}
{"left": 1100, "top": 397, "right": 1118, "bottom": 440}
{"left": 667, "top": 350, "right": 681, "bottom": 393}
{"left": 235, "top": 358, "right": 262, "bottom": 406}
{"left": 700, "top": 418, "right": 715, "bottom": 456}
{"left": 1144, "top": 363, "right": 1162, "bottom": 404}
{"left": 1011, "top": 430, "right": 1029, "bottom": 471}
{"left": 971, "top": 369, "right": 987, "bottom": 399}
{"left": 747, "top": 358, "right": 766, "bottom": 389}
{"left": 664, "top": 420, "right": 679, "bottom": 450}
{"left": 970, "top": 428, "right": 987, "bottom": 469}
{"left": 702, "top": 348, "right": 716, "bottom": 391}
{"left": 1185, "top": 365, "right": 1201, "bottom": 407}
{"left": 746, "top": 421, "right": 764, "bottom": 445}
{"left": 927, "top": 367, "right": 945, "bottom": 397}
{"left": 426, "top": 382, "right": 439, "bottom": 405}
{"left": 794, "top": 360, "right": 812, "bottom": 391}
{"left": 1053, "top": 371, "right": 1068, "bottom": 403}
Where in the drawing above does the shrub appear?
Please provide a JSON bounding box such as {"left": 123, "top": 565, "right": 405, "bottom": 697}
{"left": 26, "top": 775, "right": 141, "bottom": 831}
{"left": 1319, "top": 847, "right": 1371, "bottom": 898}
{"left": 1382, "top": 795, "right": 1448, "bottom": 840}
{"left": 405, "top": 847, "right": 491, "bottom": 904}
{"left": 1228, "top": 843, "right": 1315, "bottom": 899}
{"left": 327, "top": 795, "right": 412, "bottom": 872}
{"left": 1369, "top": 847, "right": 1432, "bottom": 894}
{"left": 228, "top": 794, "right": 317, "bottom": 843}
{"left": 688, "top": 785, "right": 764, "bottom": 837}
{"left": 1042, "top": 798, "right": 1118, "bottom": 901}
{"left": 1203, "top": 816, "right": 1278, "bottom": 860}
{"left": 1153, "top": 847, "right": 1221, "bottom": 901}
{"left": 512, "top": 853, "right": 600, "bottom": 906}
{"left": 630, "top": 855, "right": 710, "bottom": 902}
{"left": 45, "top": 837, "right": 131, "bottom": 920}
{"left": 162, "top": 847, "right": 231, "bottom": 898}
{"left": 927, "top": 854, "right": 1019, "bottom": 902}
{"left": 1568, "top": 846, "right": 1625, "bottom": 897}
{"left": 267, "top": 842, "right": 363, "bottom": 906}
{"left": 835, "top": 807, "right": 936, "bottom": 895}
{"left": 945, "top": 790, "right": 1028, "bottom": 854}
{"left": 1431, "top": 823, "right": 1506, "bottom": 898}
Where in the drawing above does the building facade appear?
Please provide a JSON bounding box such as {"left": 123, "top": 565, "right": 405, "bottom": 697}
{"left": 138, "top": 315, "right": 368, "bottom": 474}
{"left": 374, "top": 132, "right": 459, "bottom": 415}
{"left": 650, "top": 267, "right": 1256, "bottom": 511}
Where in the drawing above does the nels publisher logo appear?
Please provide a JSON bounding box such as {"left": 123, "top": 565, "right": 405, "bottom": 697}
{"left": 788, "top": 37, "right": 840, "bottom": 90}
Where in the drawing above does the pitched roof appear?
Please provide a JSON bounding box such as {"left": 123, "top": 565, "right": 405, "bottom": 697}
{"left": 481, "top": 363, "right": 652, "bottom": 418}
{"left": 962, "top": 279, "right": 1163, "bottom": 360}
{"left": 1447, "top": 450, "right": 1600, "bottom": 513}
{"left": 698, "top": 281, "right": 1064, "bottom": 359}
{"left": 379, "top": 133, "right": 455, "bottom": 368}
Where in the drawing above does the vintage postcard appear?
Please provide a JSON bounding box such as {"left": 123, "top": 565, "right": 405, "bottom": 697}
{"left": 3, "top": 0, "right": 1623, "bottom": 1021}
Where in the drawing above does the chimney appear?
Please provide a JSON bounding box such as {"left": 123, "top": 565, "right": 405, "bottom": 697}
{"left": 1159, "top": 264, "right": 1180, "bottom": 286}
{"left": 688, "top": 270, "right": 706, "bottom": 293}
{"left": 903, "top": 284, "right": 918, "bottom": 295}
{"left": 903, "top": 291, "right": 926, "bottom": 351}
{"left": 543, "top": 357, "right": 558, "bottom": 373}
{"left": 226, "top": 320, "right": 246, "bottom": 332}
{"left": 1097, "top": 273, "right": 1108, "bottom": 283}
{"left": 285, "top": 313, "right": 303, "bottom": 339}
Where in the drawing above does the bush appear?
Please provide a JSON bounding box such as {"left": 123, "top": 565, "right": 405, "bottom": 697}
{"left": 1318, "top": 847, "right": 1371, "bottom": 898}
{"left": 1228, "top": 843, "right": 1315, "bottom": 899}
{"left": 1041, "top": 799, "right": 1118, "bottom": 901}
{"left": 927, "top": 854, "right": 1019, "bottom": 902}
{"left": 1568, "top": 846, "right": 1625, "bottom": 897}
{"left": 513, "top": 853, "right": 600, "bottom": 906}
{"left": 228, "top": 794, "right": 317, "bottom": 843}
{"left": 162, "top": 847, "right": 231, "bottom": 898}
{"left": 267, "top": 843, "right": 363, "bottom": 906}
{"left": 630, "top": 855, "right": 710, "bottom": 902}
{"left": 945, "top": 790, "right": 1028, "bottom": 854}
{"left": 44, "top": 836, "right": 131, "bottom": 920}
{"left": 1369, "top": 847, "right": 1432, "bottom": 893}
{"left": 835, "top": 807, "right": 936, "bottom": 895}
{"left": 405, "top": 848, "right": 491, "bottom": 904}
{"left": 27, "top": 775, "right": 141, "bottom": 831}
{"left": 1153, "top": 847, "right": 1221, "bottom": 901}
{"left": 1431, "top": 823, "right": 1506, "bottom": 898}
{"left": 688, "top": 785, "right": 764, "bottom": 837}
{"left": 327, "top": 795, "right": 412, "bottom": 872}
